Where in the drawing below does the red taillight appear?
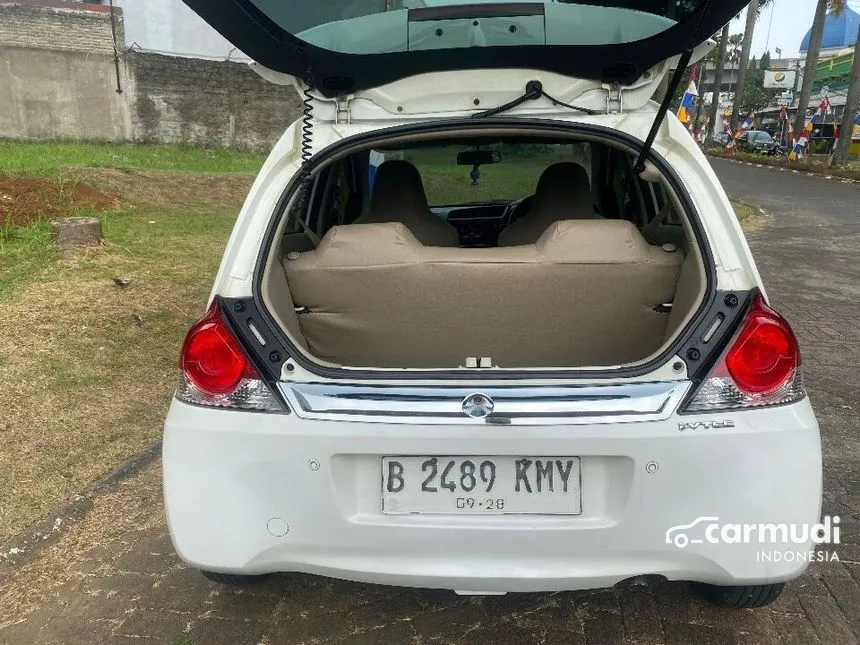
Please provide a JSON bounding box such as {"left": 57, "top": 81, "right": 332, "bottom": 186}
{"left": 724, "top": 295, "right": 799, "bottom": 395}
{"left": 181, "top": 302, "right": 257, "bottom": 396}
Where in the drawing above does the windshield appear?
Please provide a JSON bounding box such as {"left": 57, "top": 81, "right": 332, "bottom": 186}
{"left": 751, "top": 132, "right": 773, "bottom": 143}
{"left": 246, "top": 1, "right": 706, "bottom": 55}
{"left": 372, "top": 142, "right": 591, "bottom": 206}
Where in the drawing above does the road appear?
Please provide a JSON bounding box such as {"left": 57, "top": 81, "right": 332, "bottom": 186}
{"left": 0, "top": 159, "right": 858, "bottom": 645}
{"left": 711, "top": 157, "right": 860, "bottom": 459}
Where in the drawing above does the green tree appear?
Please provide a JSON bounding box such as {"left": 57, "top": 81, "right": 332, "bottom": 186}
{"left": 707, "top": 25, "right": 731, "bottom": 139}
{"left": 731, "top": 0, "right": 761, "bottom": 130}
{"left": 727, "top": 33, "right": 744, "bottom": 66}
{"left": 832, "top": 27, "right": 859, "bottom": 164}
{"left": 738, "top": 52, "right": 780, "bottom": 114}
{"left": 793, "top": 0, "right": 846, "bottom": 137}
{"left": 730, "top": 1, "right": 776, "bottom": 129}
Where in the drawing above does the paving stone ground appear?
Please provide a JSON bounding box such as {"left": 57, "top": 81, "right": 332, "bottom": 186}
{"left": 1, "top": 160, "right": 858, "bottom": 645}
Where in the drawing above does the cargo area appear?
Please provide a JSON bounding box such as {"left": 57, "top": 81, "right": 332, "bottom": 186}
{"left": 260, "top": 134, "right": 707, "bottom": 370}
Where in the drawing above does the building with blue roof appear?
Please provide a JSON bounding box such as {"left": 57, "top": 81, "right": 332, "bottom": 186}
{"left": 800, "top": 5, "right": 860, "bottom": 58}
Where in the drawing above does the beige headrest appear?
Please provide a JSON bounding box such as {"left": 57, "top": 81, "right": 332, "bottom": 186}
{"left": 530, "top": 162, "right": 595, "bottom": 221}
{"left": 498, "top": 161, "right": 599, "bottom": 247}
{"left": 366, "top": 160, "right": 429, "bottom": 221}
{"left": 356, "top": 160, "right": 460, "bottom": 247}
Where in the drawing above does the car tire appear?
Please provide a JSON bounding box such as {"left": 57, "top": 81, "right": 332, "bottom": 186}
{"left": 696, "top": 582, "right": 785, "bottom": 608}
{"left": 201, "top": 570, "right": 270, "bottom": 586}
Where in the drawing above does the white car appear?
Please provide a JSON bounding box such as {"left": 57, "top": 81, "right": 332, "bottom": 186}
{"left": 164, "top": 0, "right": 822, "bottom": 609}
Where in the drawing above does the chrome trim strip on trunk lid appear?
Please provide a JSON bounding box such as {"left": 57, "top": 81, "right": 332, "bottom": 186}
{"left": 277, "top": 381, "right": 691, "bottom": 425}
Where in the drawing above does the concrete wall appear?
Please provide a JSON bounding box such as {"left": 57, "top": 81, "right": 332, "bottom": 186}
{"left": 0, "top": 0, "right": 301, "bottom": 150}
{"left": 0, "top": 2, "right": 130, "bottom": 141}
{"left": 125, "top": 51, "right": 301, "bottom": 150}
{"left": 0, "top": 1, "right": 116, "bottom": 55}
{"left": 0, "top": 46, "right": 131, "bottom": 140}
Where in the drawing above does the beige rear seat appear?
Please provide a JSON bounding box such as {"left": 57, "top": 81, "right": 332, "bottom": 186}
{"left": 283, "top": 220, "right": 684, "bottom": 368}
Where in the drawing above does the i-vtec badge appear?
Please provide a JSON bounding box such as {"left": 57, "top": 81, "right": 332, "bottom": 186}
{"left": 678, "top": 420, "right": 735, "bottom": 432}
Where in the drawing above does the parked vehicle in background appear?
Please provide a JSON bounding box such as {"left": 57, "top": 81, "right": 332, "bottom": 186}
{"left": 736, "top": 130, "right": 785, "bottom": 156}
{"left": 712, "top": 132, "right": 731, "bottom": 146}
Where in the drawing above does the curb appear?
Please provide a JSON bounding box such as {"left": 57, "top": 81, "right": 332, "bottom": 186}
{"left": 0, "top": 441, "right": 162, "bottom": 572}
{"left": 706, "top": 154, "right": 860, "bottom": 185}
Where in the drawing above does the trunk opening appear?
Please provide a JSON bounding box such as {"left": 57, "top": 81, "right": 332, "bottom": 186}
{"left": 254, "top": 120, "right": 716, "bottom": 379}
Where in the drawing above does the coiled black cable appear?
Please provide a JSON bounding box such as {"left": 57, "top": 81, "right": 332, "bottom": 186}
{"left": 298, "top": 82, "right": 315, "bottom": 206}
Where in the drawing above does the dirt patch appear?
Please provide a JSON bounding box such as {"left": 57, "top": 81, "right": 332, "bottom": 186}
{"left": 85, "top": 168, "right": 255, "bottom": 210}
{"left": 0, "top": 174, "right": 119, "bottom": 228}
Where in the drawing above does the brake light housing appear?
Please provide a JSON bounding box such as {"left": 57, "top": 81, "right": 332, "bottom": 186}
{"left": 685, "top": 294, "right": 804, "bottom": 412}
{"left": 176, "top": 302, "right": 284, "bottom": 412}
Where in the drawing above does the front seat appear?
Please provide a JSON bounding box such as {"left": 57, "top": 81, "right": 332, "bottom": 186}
{"left": 498, "top": 162, "right": 598, "bottom": 246}
{"left": 355, "top": 160, "right": 460, "bottom": 247}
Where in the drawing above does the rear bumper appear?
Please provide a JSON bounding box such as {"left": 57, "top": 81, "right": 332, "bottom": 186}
{"left": 162, "top": 398, "right": 822, "bottom": 593}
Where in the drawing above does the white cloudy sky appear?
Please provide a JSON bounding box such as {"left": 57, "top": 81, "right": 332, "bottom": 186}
{"left": 731, "top": 0, "right": 860, "bottom": 59}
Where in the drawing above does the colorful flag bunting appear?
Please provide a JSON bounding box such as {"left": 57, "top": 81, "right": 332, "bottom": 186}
{"left": 676, "top": 79, "right": 698, "bottom": 125}
{"left": 791, "top": 96, "right": 831, "bottom": 161}
{"left": 725, "top": 113, "right": 754, "bottom": 151}
{"left": 779, "top": 105, "right": 795, "bottom": 145}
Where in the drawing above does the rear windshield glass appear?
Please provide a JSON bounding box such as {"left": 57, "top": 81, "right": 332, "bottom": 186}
{"left": 371, "top": 142, "right": 591, "bottom": 206}
{"left": 247, "top": 1, "right": 703, "bottom": 55}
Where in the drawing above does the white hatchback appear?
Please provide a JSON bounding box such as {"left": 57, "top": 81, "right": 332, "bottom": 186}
{"left": 164, "top": 0, "right": 822, "bottom": 609}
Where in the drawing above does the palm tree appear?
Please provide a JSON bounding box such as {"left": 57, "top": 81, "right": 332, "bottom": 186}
{"left": 793, "top": 0, "right": 846, "bottom": 138}
{"left": 707, "top": 25, "right": 731, "bottom": 139}
{"left": 730, "top": 0, "right": 760, "bottom": 130}
{"left": 832, "top": 26, "right": 859, "bottom": 164}
{"left": 727, "top": 33, "right": 744, "bottom": 66}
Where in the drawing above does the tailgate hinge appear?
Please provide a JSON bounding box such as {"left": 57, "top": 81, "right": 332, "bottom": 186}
{"left": 602, "top": 83, "right": 624, "bottom": 114}
{"left": 335, "top": 94, "right": 353, "bottom": 124}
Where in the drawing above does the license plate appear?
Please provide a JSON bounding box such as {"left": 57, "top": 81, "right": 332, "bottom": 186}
{"left": 381, "top": 456, "right": 581, "bottom": 515}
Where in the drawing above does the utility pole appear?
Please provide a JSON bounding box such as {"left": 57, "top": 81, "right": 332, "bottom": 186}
{"left": 790, "top": 59, "right": 801, "bottom": 128}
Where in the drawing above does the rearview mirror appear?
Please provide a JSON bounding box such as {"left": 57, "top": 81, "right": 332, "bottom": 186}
{"left": 457, "top": 150, "right": 501, "bottom": 166}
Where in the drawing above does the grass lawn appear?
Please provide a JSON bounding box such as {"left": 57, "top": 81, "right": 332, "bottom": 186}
{"left": 0, "top": 140, "right": 266, "bottom": 175}
{"left": 730, "top": 199, "right": 762, "bottom": 223}
{"left": 0, "top": 142, "right": 260, "bottom": 543}
{"left": 0, "top": 140, "right": 759, "bottom": 543}
{"left": 703, "top": 148, "right": 860, "bottom": 182}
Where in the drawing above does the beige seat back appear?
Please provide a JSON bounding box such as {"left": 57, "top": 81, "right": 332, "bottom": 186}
{"left": 283, "top": 220, "right": 684, "bottom": 368}
{"left": 354, "top": 160, "right": 460, "bottom": 247}
{"left": 498, "top": 161, "right": 598, "bottom": 247}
